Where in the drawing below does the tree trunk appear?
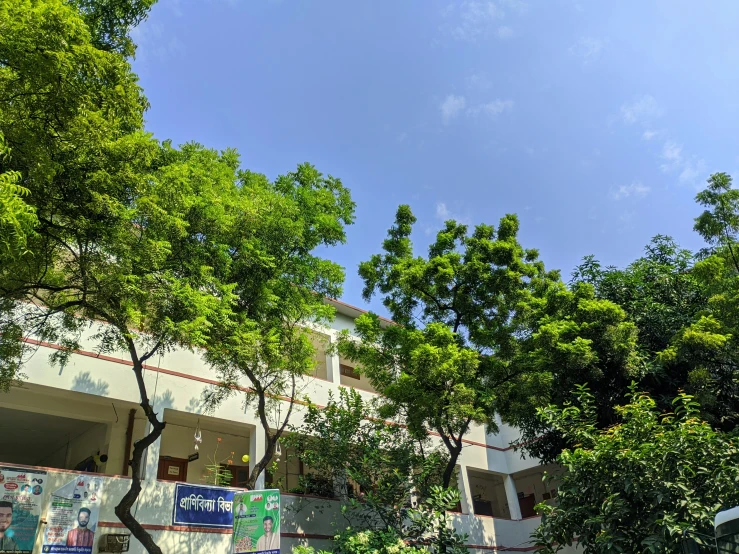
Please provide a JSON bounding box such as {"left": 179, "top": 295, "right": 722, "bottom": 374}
{"left": 441, "top": 445, "right": 462, "bottom": 490}
{"left": 114, "top": 414, "right": 165, "bottom": 554}
{"left": 246, "top": 374, "right": 297, "bottom": 490}
{"left": 114, "top": 343, "right": 166, "bottom": 554}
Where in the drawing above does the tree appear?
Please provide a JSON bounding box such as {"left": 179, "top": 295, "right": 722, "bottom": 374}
{"left": 534, "top": 385, "right": 739, "bottom": 554}
{"left": 203, "top": 163, "right": 355, "bottom": 489}
{"left": 0, "top": 132, "right": 36, "bottom": 258}
{"left": 504, "top": 227, "right": 736, "bottom": 462}
{"left": 339, "top": 206, "right": 557, "bottom": 487}
{"left": 283, "top": 388, "right": 465, "bottom": 554}
{"left": 694, "top": 172, "right": 739, "bottom": 271}
{"left": 0, "top": 137, "right": 242, "bottom": 553}
{"left": 497, "top": 281, "right": 643, "bottom": 463}
{"left": 283, "top": 388, "right": 447, "bottom": 527}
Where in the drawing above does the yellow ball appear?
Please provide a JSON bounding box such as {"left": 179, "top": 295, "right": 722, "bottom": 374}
{"left": 241, "top": 454, "right": 250, "bottom": 463}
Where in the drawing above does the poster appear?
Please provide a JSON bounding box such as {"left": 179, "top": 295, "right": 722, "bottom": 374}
{"left": 233, "top": 489, "right": 280, "bottom": 554}
{"left": 172, "top": 483, "right": 234, "bottom": 529}
{"left": 0, "top": 466, "right": 47, "bottom": 553}
{"left": 42, "top": 475, "right": 104, "bottom": 553}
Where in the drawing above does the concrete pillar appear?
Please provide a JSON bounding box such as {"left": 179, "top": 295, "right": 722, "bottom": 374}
{"left": 457, "top": 465, "right": 474, "bottom": 515}
{"left": 503, "top": 474, "right": 522, "bottom": 520}
{"left": 142, "top": 424, "right": 161, "bottom": 482}
{"left": 249, "top": 425, "right": 267, "bottom": 490}
{"left": 326, "top": 335, "right": 341, "bottom": 384}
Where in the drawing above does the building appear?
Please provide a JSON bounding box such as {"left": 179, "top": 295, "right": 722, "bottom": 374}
{"left": 0, "top": 299, "right": 575, "bottom": 553}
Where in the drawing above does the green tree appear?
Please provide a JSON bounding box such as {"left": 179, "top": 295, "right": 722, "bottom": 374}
{"left": 283, "top": 388, "right": 447, "bottom": 529}
{"left": 694, "top": 172, "right": 739, "bottom": 270}
{"left": 505, "top": 228, "right": 735, "bottom": 462}
{"left": 283, "top": 388, "right": 465, "bottom": 554}
{"left": 534, "top": 385, "right": 739, "bottom": 554}
{"left": 203, "top": 163, "right": 355, "bottom": 489}
{"left": 0, "top": 133, "right": 36, "bottom": 258}
{"left": 339, "top": 206, "right": 557, "bottom": 487}
{"left": 0, "top": 137, "right": 241, "bottom": 554}
{"left": 498, "top": 280, "right": 643, "bottom": 463}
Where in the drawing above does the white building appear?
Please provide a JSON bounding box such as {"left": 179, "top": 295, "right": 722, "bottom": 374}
{"left": 0, "top": 299, "right": 574, "bottom": 553}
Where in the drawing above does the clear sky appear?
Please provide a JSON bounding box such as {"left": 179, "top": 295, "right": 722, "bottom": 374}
{"left": 131, "top": 0, "right": 739, "bottom": 313}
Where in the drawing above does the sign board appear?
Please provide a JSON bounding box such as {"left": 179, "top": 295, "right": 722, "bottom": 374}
{"left": 167, "top": 466, "right": 180, "bottom": 476}
{"left": 42, "top": 474, "right": 104, "bottom": 554}
{"left": 172, "top": 483, "right": 234, "bottom": 529}
{"left": 0, "top": 466, "right": 46, "bottom": 554}
{"left": 233, "top": 489, "right": 280, "bottom": 554}
{"left": 187, "top": 453, "right": 199, "bottom": 463}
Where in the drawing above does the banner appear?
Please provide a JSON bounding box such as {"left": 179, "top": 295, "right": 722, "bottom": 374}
{"left": 172, "top": 483, "right": 234, "bottom": 529}
{"left": 233, "top": 489, "right": 280, "bottom": 554}
{"left": 42, "top": 475, "right": 104, "bottom": 553}
{"left": 0, "top": 467, "right": 46, "bottom": 553}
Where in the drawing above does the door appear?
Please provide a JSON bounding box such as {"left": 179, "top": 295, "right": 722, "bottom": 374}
{"left": 518, "top": 494, "right": 536, "bottom": 518}
{"left": 229, "top": 465, "right": 251, "bottom": 489}
{"left": 157, "top": 457, "right": 188, "bottom": 482}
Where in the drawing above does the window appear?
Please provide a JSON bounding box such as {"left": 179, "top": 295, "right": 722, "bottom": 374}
{"left": 340, "top": 364, "right": 360, "bottom": 380}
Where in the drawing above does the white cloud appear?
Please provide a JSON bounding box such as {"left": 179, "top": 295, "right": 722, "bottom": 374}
{"left": 642, "top": 129, "right": 663, "bottom": 141}
{"left": 440, "top": 94, "right": 466, "bottom": 124}
{"left": 466, "top": 72, "right": 494, "bottom": 90}
{"left": 441, "top": 0, "right": 525, "bottom": 41}
{"left": 467, "top": 99, "right": 514, "bottom": 119}
{"left": 435, "top": 202, "right": 470, "bottom": 224}
{"left": 609, "top": 182, "right": 651, "bottom": 200}
{"left": 497, "top": 26, "right": 515, "bottom": 39}
{"left": 659, "top": 140, "right": 706, "bottom": 186}
{"left": 660, "top": 141, "right": 683, "bottom": 169}
{"left": 131, "top": 23, "right": 183, "bottom": 64}
{"left": 620, "top": 95, "right": 663, "bottom": 125}
{"left": 569, "top": 37, "right": 605, "bottom": 63}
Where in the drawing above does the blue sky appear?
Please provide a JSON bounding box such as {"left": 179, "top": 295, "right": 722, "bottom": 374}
{"left": 132, "top": 0, "right": 739, "bottom": 313}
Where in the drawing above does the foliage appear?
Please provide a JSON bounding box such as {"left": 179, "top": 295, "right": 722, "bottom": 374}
{"left": 401, "top": 487, "right": 468, "bottom": 554}
{"left": 289, "top": 487, "right": 467, "bottom": 554}
{"left": 202, "top": 438, "right": 234, "bottom": 487}
{"left": 507, "top": 172, "right": 739, "bottom": 461}
{"left": 283, "top": 387, "right": 448, "bottom": 531}
{"left": 0, "top": 1, "right": 244, "bottom": 552}
{"left": 202, "top": 162, "right": 355, "bottom": 489}
{"left": 339, "top": 205, "right": 557, "bottom": 486}
{"left": 0, "top": 133, "right": 37, "bottom": 257}
{"left": 533, "top": 385, "right": 739, "bottom": 554}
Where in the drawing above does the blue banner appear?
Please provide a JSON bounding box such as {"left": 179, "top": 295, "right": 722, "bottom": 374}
{"left": 172, "top": 484, "right": 234, "bottom": 529}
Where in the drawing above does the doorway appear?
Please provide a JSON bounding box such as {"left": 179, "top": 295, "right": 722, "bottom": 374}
{"left": 157, "top": 457, "right": 188, "bottom": 482}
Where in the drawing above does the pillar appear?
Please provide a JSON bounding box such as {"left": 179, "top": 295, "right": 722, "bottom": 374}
{"left": 249, "top": 425, "right": 267, "bottom": 490}
{"left": 142, "top": 424, "right": 161, "bottom": 482}
{"left": 504, "top": 474, "right": 522, "bottom": 520}
{"left": 326, "top": 334, "right": 341, "bottom": 384}
{"left": 457, "top": 465, "right": 474, "bottom": 515}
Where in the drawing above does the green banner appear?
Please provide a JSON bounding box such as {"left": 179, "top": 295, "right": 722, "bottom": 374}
{"left": 232, "top": 489, "right": 280, "bottom": 554}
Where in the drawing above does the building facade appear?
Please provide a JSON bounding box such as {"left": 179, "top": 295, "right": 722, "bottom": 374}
{"left": 0, "top": 300, "right": 575, "bottom": 553}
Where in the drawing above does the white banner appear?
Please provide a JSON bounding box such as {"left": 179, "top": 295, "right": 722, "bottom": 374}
{"left": 42, "top": 475, "right": 104, "bottom": 554}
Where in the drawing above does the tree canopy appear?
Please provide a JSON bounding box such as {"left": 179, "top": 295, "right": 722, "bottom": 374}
{"left": 339, "top": 205, "right": 558, "bottom": 486}
{"left": 534, "top": 385, "right": 739, "bottom": 554}
{"left": 203, "top": 162, "right": 355, "bottom": 488}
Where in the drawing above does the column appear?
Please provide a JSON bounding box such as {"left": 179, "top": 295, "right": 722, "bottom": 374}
{"left": 503, "top": 474, "right": 522, "bottom": 520}
{"left": 326, "top": 334, "right": 341, "bottom": 384}
{"left": 457, "top": 465, "right": 474, "bottom": 515}
{"left": 142, "top": 424, "right": 162, "bottom": 482}
{"left": 249, "top": 425, "right": 267, "bottom": 490}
